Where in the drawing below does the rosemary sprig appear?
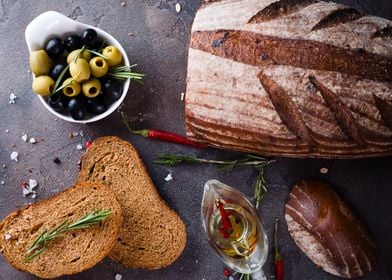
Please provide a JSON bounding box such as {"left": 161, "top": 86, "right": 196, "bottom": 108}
{"left": 107, "top": 65, "right": 145, "bottom": 82}
{"left": 50, "top": 64, "right": 69, "bottom": 96}
{"left": 154, "top": 154, "right": 271, "bottom": 207}
{"left": 153, "top": 154, "right": 268, "bottom": 170}
{"left": 86, "top": 48, "right": 108, "bottom": 60}
{"left": 73, "top": 45, "right": 86, "bottom": 63}
{"left": 25, "top": 209, "right": 112, "bottom": 262}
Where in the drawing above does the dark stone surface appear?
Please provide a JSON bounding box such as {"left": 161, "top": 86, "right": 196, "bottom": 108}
{"left": 0, "top": 1, "right": 391, "bottom": 279}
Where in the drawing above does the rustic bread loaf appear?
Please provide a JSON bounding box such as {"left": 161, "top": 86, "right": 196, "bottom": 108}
{"left": 78, "top": 136, "right": 186, "bottom": 269}
{"left": 0, "top": 182, "right": 122, "bottom": 279}
{"left": 185, "top": 0, "right": 392, "bottom": 158}
{"left": 285, "top": 180, "right": 376, "bottom": 278}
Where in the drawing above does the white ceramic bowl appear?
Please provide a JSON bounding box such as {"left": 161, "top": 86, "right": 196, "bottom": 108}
{"left": 25, "top": 11, "right": 130, "bottom": 124}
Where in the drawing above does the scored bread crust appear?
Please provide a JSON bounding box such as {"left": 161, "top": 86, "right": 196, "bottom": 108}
{"left": 185, "top": 0, "right": 392, "bottom": 158}
{"left": 0, "top": 182, "right": 122, "bottom": 279}
{"left": 77, "top": 136, "right": 186, "bottom": 269}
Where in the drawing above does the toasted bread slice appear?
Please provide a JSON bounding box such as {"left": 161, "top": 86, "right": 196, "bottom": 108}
{"left": 78, "top": 136, "right": 186, "bottom": 269}
{"left": 0, "top": 182, "right": 122, "bottom": 279}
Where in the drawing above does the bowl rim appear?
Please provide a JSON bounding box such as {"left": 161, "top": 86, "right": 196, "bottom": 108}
{"left": 25, "top": 10, "right": 130, "bottom": 124}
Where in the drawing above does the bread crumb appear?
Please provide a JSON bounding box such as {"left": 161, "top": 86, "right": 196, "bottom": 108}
{"left": 320, "top": 167, "right": 329, "bottom": 174}
{"left": 10, "top": 151, "right": 18, "bottom": 162}
{"left": 76, "top": 144, "right": 83, "bottom": 150}
{"left": 115, "top": 274, "right": 122, "bottom": 280}
{"left": 175, "top": 3, "right": 181, "bottom": 13}
{"left": 164, "top": 173, "right": 173, "bottom": 182}
{"left": 29, "top": 137, "right": 37, "bottom": 144}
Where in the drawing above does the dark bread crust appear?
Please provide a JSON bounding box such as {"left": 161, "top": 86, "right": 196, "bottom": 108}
{"left": 190, "top": 30, "right": 392, "bottom": 83}
{"left": 0, "top": 182, "right": 122, "bottom": 279}
{"left": 285, "top": 180, "right": 376, "bottom": 278}
{"left": 185, "top": 0, "right": 392, "bottom": 158}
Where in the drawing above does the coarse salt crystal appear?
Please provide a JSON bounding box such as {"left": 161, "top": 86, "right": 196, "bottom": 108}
{"left": 29, "top": 179, "right": 38, "bottom": 190}
{"left": 0, "top": 180, "right": 4, "bottom": 185}
{"left": 115, "top": 274, "right": 122, "bottom": 280}
{"left": 4, "top": 234, "right": 11, "bottom": 240}
{"left": 72, "top": 131, "right": 79, "bottom": 137}
{"left": 79, "top": 130, "right": 84, "bottom": 137}
{"left": 120, "top": 1, "right": 126, "bottom": 7}
{"left": 9, "top": 93, "right": 17, "bottom": 104}
{"left": 164, "top": 173, "right": 173, "bottom": 182}
{"left": 76, "top": 144, "right": 83, "bottom": 150}
{"left": 29, "top": 137, "right": 37, "bottom": 144}
{"left": 21, "top": 133, "right": 28, "bottom": 142}
{"left": 320, "top": 167, "right": 329, "bottom": 174}
{"left": 10, "top": 151, "right": 18, "bottom": 162}
{"left": 5, "top": 129, "right": 9, "bottom": 133}
{"left": 175, "top": 3, "right": 181, "bottom": 13}
{"left": 31, "top": 193, "right": 37, "bottom": 199}
{"left": 180, "top": 92, "right": 185, "bottom": 101}
{"left": 22, "top": 187, "right": 30, "bottom": 197}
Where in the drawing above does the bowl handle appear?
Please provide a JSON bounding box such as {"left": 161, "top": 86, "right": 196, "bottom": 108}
{"left": 25, "top": 11, "right": 82, "bottom": 53}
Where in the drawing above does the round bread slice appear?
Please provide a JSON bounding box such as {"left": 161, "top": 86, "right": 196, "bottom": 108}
{"left": 78, "top": 136, "right": 186, "bottom": 269}
{"left": 0, "top": 182, "right": 122, "bottom": 279}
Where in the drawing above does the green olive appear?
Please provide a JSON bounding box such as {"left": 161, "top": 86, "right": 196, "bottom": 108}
{"left": 89, "top": 57, "right": 108, "bottom": 78}
{"left": 69, "top": 58, "right": 90, "bottom": 82}
{"left": 32, "top": 75, "right": 55, "bottom": 96}
{"left": 62, "top": 78, "right": 81, "bottom": 97}
{"left": 67, "top": 49, "right": 91, "bottom": 64}
{"left": 82, "top": 78, "right": 101, "bottom": 98}
{"left": 29, "top": 50, "right": 53, "bottom": 76}
{"left": 102, "top": 46, "right": 122, "bottom": 66}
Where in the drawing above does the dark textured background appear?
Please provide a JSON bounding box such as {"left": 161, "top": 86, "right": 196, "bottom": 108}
{"left": 0, "top": 1, "right": 391, "bottom": 279}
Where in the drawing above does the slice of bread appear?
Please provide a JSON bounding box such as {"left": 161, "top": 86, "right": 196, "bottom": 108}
{"left": 78, "top": 136, "right": 186, "bottom": 269}
{"left": 0, "top": 182, "right": 122, "bottom": 279}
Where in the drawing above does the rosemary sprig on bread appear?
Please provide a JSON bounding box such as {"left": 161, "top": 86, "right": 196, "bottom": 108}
{"left": 25, "top": 209, "right": 112, "bottom": 262}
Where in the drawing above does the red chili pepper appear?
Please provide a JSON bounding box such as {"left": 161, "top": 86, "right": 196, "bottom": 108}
{"left": 121, "top": 111, "right": 207, "bottom": 149}
{"left": 215, "top": 199, "right": 232, "bottom": 238}
{"left": 223, "top": 267, "right": 231, "bottom": 277}
{"left": 85, "top": 141, "right": 92, "bottom": 149}
{"left": 146, "top": 129, "right": 208, "bottom": 148}
{"left": 274, "top": 218, "right": 284, "bottom": 280}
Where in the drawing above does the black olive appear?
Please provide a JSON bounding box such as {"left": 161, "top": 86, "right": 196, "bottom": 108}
{"left": 81, "top": 28, "right": 100, "bottom": 48}
{"left": 101, "top": 77, "right": 123, "bottom": 101}
{"left": 48, "top": 93, "right": 68, "bottom": 111}
{"left": 63, "top": 35, "right": 82, "bottom": 52}
{"left": 49, "top": 63, "right": 68, "bottom": 80}
{"left": 45, "top": 37, "right": 65, "bottom": 59}
{"left": 86, "top": 95, "right": 107, "bottom": 114}
{"left": 68, "top": 98, "right": 86, "bottom": 120}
